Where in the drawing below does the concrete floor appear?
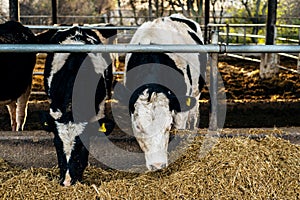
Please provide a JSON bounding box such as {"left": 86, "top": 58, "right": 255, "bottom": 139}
{"left": 0, "top": 127, "right": 299, "bottom": 171}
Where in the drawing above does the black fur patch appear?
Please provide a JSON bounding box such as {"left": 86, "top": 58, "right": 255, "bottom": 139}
{"left": 186, "top": 65, "right": 192, "bottom": 86}
{"left": 170, "top": 16, "right": 198, "bottom": 33}
{"left": 198, "top": 54, "right": 207, "bottom": 91}
{"left": 98, "top": 24, "right": 117, "bottom": 39}
{"left": 0, "top": 21, "right": 37, "bottom": 101}
{"left": 188, "top": 31, "right": 204, "bottom": 45}
{"left": 129, "top": 84, "right": 181, "bottom": 113}
{"left": 129, "top": 84, "right": 196, "bottom": 114}
{"left": 50, "top": 26, "right": 101, "bottom": 45}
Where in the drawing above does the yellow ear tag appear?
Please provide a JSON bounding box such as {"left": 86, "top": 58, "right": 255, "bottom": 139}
{"left": 99, "top": 123, "right": 107, "bottom": 133}
{"left": 186, "top": 97, "right": 191, "bottom": 107}
{"left": 44, "top": 122, "right": 48, "bottom": 126}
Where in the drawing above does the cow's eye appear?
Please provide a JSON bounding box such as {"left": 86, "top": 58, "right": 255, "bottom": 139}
{"left": 136, "top": 125, "right": 141, "bottom": 130}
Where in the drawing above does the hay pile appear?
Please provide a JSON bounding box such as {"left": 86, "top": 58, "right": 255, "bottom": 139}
{"left": 1, "top": 135, "right": 299, "bottom": 199}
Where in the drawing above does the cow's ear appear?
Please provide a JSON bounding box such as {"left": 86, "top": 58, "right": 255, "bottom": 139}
{"left": 98, "top": 24, "right": 117, "bottom": 39}
{"left": 177, "top": 96, "right": 197, "bottom": 112}
{"left": 97, "top": 118, "right": 115, "bottom": 136}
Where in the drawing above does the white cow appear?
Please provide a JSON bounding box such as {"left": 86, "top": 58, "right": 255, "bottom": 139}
{"left": 120, "top": 14, "right": 206, "bottom": 170}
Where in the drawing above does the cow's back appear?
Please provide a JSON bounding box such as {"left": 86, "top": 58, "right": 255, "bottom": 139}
{"left": 0, "top": 21, "right": 37, "bottom": 101}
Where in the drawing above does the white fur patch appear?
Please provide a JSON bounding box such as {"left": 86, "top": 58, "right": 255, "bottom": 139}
{"left": 63, "top": 170, "right": 72, "bottom": 186}
{"left": 50, "top": 108, "right": 62, "bottom": 120}
{"left": 61, "top": 38, "right": 85, "bottom": 45}
{"left": 131, "top": 90, "right": 172, "bottom": 168}
{"left": 47, "top": 39, "right": 85, "bottom": 89}
{"left": 47, "top": 53, "right": 70, "bottom": 89}
{"left": 86, "top": 34, "right": 98, "bottom": 44}
{"left": 88, "top": 53, "right": 108, "bottom": 74}
{"left": 56, "top": 121, "right": 87, "bottom": 162}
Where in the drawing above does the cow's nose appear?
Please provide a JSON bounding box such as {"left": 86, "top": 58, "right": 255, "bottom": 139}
{"left": 149, "top": 163, "right": 167, "bottom": 171}
{"left": 63, "top": 179, "right": 71, "bottom": 187}
{"left": 62, "top": 172, "right": 72, "bottom": 186}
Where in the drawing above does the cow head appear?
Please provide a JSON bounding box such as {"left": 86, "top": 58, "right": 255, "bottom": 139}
{"left": 131, "top": 89, "right": 172, "bottom": 170}
{"left": 42, "top": 108, "right": 114, "bottom": 186}
{"left": 41, "top": 108, "right": 89, "bottom": 186}
{"left": 114, "top": 82, "right": 196, "bottom": 171}
{"left": 53, "top": 120, "right": 89, "bottom": 186}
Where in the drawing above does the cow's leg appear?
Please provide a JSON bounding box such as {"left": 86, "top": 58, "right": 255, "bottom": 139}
{"left": 188, "top": 101, "right": 199, "bottom": 129}
{"left": 173, "top": 100, "right": 199, "bottom": 130}
{"left": 6, "top": 101, "right": 17, "bottom": 131}
{"left": 90, "top": 97, "right": 107, "bottom": 122}
{"left": 16, "top": 85, "right": 31, "bottom": 131}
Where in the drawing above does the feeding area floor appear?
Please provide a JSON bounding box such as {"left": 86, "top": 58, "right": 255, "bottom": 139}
{"left": 0, "top": 128, "right": 299, "bottom": 199}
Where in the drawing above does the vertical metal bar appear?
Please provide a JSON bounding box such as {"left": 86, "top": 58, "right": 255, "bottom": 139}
{"left": 298, "top": 28, "right": 300, "bottom": 72}
{"left": 266, "top": 0, "right": 277, "bottom": 45}
{"left": 9, "top": 0, "right": 20, "bottom": 21}
{"left": 226, "top": 23, "right": 229, "bottom": 45}
{"left": 148, "top": 0, "right": 152, "bottom": 21}
{"left": 297, "top": 53, "right": 300, "bottom": 73}
{"left": 243, "top": 26, "right": 246, "bottom": 45}
{"left": 260, "top": 0, "right": 278, "bottom": 79}
{"left": 209, "top": 30, "right": 218, "bottom": 131}
{"left": 51, "top": 0, "right": 57, "bottom": 24}
{"left": 204, "top": 0, "right": 210, "bottom": 44}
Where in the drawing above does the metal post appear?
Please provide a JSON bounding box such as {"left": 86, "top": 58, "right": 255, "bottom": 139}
{"left": 298, "top": 28, "right": 300, "bottom": 72}
{"left": 204, "top": 0, "right": 210, "bottom": 44}
{"left": 260, "top": 0, "right": 278, "bottom": 79}
{"left": 148, "top": 0, "right": 152, "bottom": 21}
{"left": 266, "top": 0, "right": 277, "bottom": 45}
{"left": 9, "top": 0, "right": 19, "bottom": 21}
{"left": 51, "top": 0, "right": 57, "bottom": 24}
{"left": 209, "top": 30, "right": 218, "bottom": 131}
{"left": 297, "top": 56, "right": 300, "bottom": 73}
{"left": 226, "top": 23, "right": 229, "bottom": 45}
{"left": 243, "top": 26, "right": 246, "bottom": 45}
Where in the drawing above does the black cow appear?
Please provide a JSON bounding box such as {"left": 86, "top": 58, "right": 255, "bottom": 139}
{"left": 0, "top": 21, "right": 37, "bottom": 131}
{"left": 42, "top": 25, "right": 116, "bottom": 186}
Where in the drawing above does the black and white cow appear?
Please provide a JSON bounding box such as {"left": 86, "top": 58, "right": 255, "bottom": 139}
{"left": 42, "top": 26, "right": 116, "bottom": 186}
{"left": 0, "top": 21, "right": 37, "bottom": 131}
{"left": 118, "top": 14, "right": 206, "bottom": 171}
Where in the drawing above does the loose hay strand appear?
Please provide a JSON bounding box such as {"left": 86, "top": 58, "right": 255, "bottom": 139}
{"left": 0, "top": 131, "right": 299, "bottom": 199}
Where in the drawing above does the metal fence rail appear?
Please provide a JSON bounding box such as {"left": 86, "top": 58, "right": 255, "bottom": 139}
{"left": 2, "top": 43, "right": 299, "bottom": 131}
{"left": 26, "top": 25, "right": 139, "bottom": 30}
{"left": 1, "top": 44, "right": 300, "bottom": 53}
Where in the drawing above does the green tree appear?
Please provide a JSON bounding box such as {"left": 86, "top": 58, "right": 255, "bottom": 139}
{"left": 19, "top": 0, "right": 114, "bottom": 24}
{"left": 167, "top": 0, "right": 204, "bottom": 22}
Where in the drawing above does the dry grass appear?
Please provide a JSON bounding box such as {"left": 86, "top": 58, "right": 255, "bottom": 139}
{"left": 1, "top": 132, "right": 299, "bottom": 199}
